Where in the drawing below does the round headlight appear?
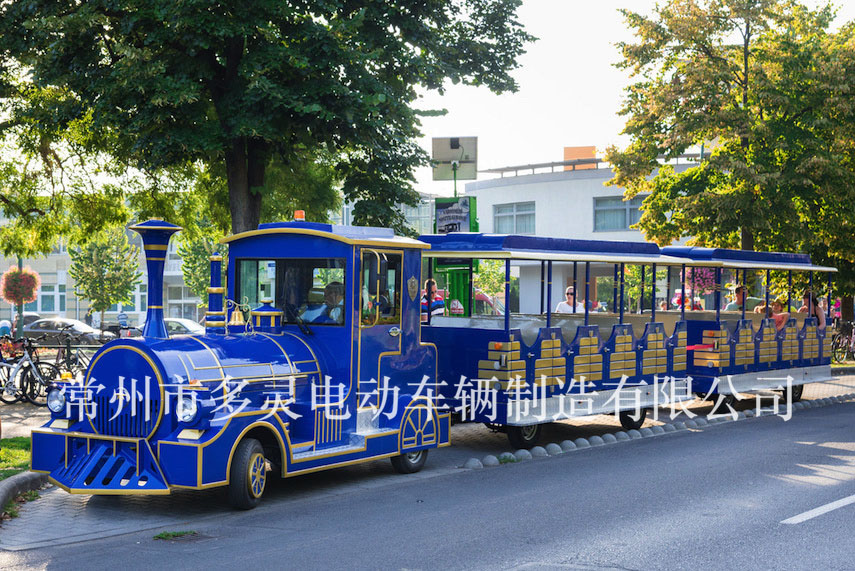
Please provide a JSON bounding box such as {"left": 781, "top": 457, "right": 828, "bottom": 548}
{"left": 177, "top": 395, "right": 198, "bottom": 423}
{"left": 47, "top": 388, "right": 66, "bottom": 414}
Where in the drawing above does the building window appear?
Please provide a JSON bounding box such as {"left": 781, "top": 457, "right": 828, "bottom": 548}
{"left": 594, "top": 195, "right": 645, "bottom": 232}
{"left": 494, "top": 202, "right": 535, "bottom": 234}
{"left": 41, "top": 285, "right": 55, "bottom": 312}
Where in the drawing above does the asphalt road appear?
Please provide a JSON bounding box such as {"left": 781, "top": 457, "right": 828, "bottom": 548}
{"left": 2, "top": 399, "right": 854, "bottom": 570}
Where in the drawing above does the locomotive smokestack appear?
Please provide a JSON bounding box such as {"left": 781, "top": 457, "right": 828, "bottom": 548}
{"left": 129, "top": 220, "right": 181, "bottom": 338}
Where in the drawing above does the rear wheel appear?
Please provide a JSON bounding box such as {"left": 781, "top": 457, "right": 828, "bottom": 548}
{"left": 619, "top": 408, "right": 648, "bottom": 430}
{"left": 781, "top": 383, "right": 804, "bottom": 404}
{"left": 712, "top": 393, "right": 738, "bottom": 415}
{"left": 228, "top": 438, "right": 266, "bottom": 510}
{"left": 23, "top": 362, "right": 59, "bottom": 406}
{"left": 390, "top": 449, "right": 428, "bottom": 474}
{"left": 507, "top": 424, "right": 542, "bottom": 449}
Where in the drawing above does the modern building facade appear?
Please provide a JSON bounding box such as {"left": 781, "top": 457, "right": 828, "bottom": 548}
{"left": 464, "top": 148, "right": 694, "bottom": 313}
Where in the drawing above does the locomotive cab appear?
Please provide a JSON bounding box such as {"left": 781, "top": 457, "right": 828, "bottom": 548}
{"left": 32, "top": 219, "right": 449, "bottom": 508}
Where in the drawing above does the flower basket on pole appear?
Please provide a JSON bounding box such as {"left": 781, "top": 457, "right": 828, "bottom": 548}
{"left": 1, "top": 266, "right": 40, "bottom": 334}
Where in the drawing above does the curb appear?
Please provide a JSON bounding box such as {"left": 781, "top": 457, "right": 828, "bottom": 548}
{"left": 461, "top": 393, "right": 855, "bottom": 470}
{"left": 0, "top": 472, "right": 49, "bottom": 512}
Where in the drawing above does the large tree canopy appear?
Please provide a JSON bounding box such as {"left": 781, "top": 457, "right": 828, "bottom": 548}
{"left": 607, "top": 1, "right": 855, "bottom": 248}
{"left": 606, "top": 0, "right": 855, "bottom": 298}
{"left": 0, "top": 0, "right": 533, "bottom": 235}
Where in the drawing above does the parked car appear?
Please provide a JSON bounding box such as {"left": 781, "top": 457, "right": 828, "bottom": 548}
{"left": 164, "top": 318, "right": 205, "bottom": 336}
{"left": 22, "top": 318, "right": 117, "bottom": 345}
{"left": 139, "top": 317, "right": 205, "bottom": 337}
{"left": 10, "top": 311, "right": 42, "bottom": 336}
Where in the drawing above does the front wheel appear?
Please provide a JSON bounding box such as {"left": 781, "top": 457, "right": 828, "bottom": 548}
{"left": 228, "top": 438, "right": 267, "bottom": 510}
{"left": 390, "top": 449, "right": 428, "bottom": 474}
{"left": 507, "top": 424, "right": 542, "bottom": 449}
{"left": 619, "top": 408, "right": 648, "bottom": 430}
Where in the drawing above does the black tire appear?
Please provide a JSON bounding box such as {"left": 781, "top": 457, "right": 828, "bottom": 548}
{"left": 712, "top": 393, "right": 738, "bottom": 415}
{"left": 0, "top": 367, "right": 22, "bottom": 404}
{"left": 619, "top": 408, "right": 648, "bottom": 430}
{"left": 390, "top": 449, "right": 429, "bottom": 474}
{"left": 507, "top": 424, "right": 542, "bottom": 449}
{"left": 23, "top": 362, "right": 59, "bottom": 406}
{"left": 781, "top": 383, "right": 804, "bottom": 404}
{"left": 228, "top": 438, "right": 267, "bottom": 510}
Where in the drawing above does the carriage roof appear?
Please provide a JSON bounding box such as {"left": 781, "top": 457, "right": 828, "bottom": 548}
{"left": 420, "top": 233, "right": 686, "bottom": 265}
{"left": 221, "top": 221, "right": 429, "bottom": 249}
{"left": 661, "top": 246, "right": 836, "bottom": 272}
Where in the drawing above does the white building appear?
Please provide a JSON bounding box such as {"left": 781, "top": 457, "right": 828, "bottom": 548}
{"left": 464, "top": 151, "right": 694, "bottom": 313}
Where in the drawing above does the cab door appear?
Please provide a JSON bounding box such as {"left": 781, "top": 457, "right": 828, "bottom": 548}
{"left": 357, "top": 249, "right": 403, "bottom": 411}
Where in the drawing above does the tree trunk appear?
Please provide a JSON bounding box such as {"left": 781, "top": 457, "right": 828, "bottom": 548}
{"left": 99, "top": 309, "right": 105, "bottom": 341}
{"left": 226, "top": 137, "right": 265, "bottom": 235}
{"left": 739, "top": 20, "right": 754, "bottom": 252}
{"left": 741, "top": 227, "right": 754, "bottom": 251}
{"left": 842, "top": 296, "right": 854, "bottom": 322}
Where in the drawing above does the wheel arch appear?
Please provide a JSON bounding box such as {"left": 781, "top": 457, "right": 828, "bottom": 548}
{"left": 226, "top": 422, "right": 287, "bottom": 481}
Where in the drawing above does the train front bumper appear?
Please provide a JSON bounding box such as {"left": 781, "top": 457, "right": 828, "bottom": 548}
{"left": 32, "top": 430, "right": 170, "bottom": 495}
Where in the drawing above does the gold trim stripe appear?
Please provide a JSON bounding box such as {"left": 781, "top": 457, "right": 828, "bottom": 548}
{"left": 220, "top": 227, "right": 430, "bottom": 249}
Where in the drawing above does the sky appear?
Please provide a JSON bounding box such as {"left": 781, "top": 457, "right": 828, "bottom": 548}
{"left": 413, "top": 0, "right": 855, "bottom": 198}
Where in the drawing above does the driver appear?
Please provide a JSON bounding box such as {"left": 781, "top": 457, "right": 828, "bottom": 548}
{"left": 321, "top": 282, "right": 345, "bottom": 324}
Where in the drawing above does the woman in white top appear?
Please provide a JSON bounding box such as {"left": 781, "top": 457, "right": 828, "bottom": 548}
{"left": 555, "top": 287, "right": 584, "bottom": 313}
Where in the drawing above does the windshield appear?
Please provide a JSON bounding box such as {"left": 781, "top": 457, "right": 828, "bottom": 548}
{"left": 236, "top": 258, "right": 346, "bottom": 326}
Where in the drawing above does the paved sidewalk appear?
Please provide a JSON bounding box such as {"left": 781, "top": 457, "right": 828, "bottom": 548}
{"left": 1, "top": 403, "right": 50, "bottom": 439}
{"left": 1, "top": 375, "right": 853, "bottom": 552}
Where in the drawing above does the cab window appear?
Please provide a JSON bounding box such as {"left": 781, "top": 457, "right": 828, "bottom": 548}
{"left": 361, "top": 252, "right": 402, "bottom": 325}
{"left": 235, "top": 258, "right": 346, "bottom": 326}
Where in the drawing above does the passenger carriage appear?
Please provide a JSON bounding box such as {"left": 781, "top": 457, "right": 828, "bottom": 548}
{"left": 661, "top": 246, "right": 834, "bottom": 405}
{"left": 419, "top": 233, "right": 697, "bottom": 448}
{"left": 32, "top": 219, "right": 450, "bottom": 508}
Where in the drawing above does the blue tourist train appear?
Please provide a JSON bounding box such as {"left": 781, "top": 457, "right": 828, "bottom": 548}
{"left": 31, "top": 218, "right": 835, "bottom": 507}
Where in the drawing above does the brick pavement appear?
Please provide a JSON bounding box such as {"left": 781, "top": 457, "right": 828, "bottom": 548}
{"left": 1, "top": 375, "right": 853, "bottom": 552}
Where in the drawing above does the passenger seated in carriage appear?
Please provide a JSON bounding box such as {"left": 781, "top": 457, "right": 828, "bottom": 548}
{"left": 798, "top": 290, "right": 826, "bottom": 329}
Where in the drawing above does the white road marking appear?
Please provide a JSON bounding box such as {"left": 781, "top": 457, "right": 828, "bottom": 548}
{"left": 781, "top": 494, "right": 855, "bottom": 524}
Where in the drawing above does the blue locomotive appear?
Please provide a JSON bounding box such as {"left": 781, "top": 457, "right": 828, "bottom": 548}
{"left": 32, "top": 218, "right": 450, "bottom": 508}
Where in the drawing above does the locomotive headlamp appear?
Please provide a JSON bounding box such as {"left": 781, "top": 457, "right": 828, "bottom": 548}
{"left": 47, "top": 388, "right": 66, "bottom": 413}
{"left": 177, "top": 395, "right": 198, "bottom": 423}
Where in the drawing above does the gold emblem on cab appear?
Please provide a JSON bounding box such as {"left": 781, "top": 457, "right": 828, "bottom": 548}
{"left": 408, "top": 276, "right": 418, "bottom": 302}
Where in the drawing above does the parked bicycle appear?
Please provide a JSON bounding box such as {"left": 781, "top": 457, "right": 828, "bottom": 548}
{"left": 54, "top": 324, "right": 93, "bottom": 383}
{"left": 0, "top": 335, "right": 60, "bottom": 406}
{"left": 831, "top": 320, "right": 855, "bottom": 363}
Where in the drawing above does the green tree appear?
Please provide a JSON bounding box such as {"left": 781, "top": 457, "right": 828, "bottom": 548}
{"left": 69, "top": 228, "right": 142, "bottom": 334}
{"left": 177, "top": 228, "right": 229, "bottom": 307}
{"left": 473, "top": 260, "right": 506, "bottom": 298}
{"left": 607, "top": 1, "right": 855, "bottom": 250}
{"left": 0, "top": 1, "right": 533, "bottom": 235}
{"left": 0, "top": 91, "right": 130, "bottom": 258}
